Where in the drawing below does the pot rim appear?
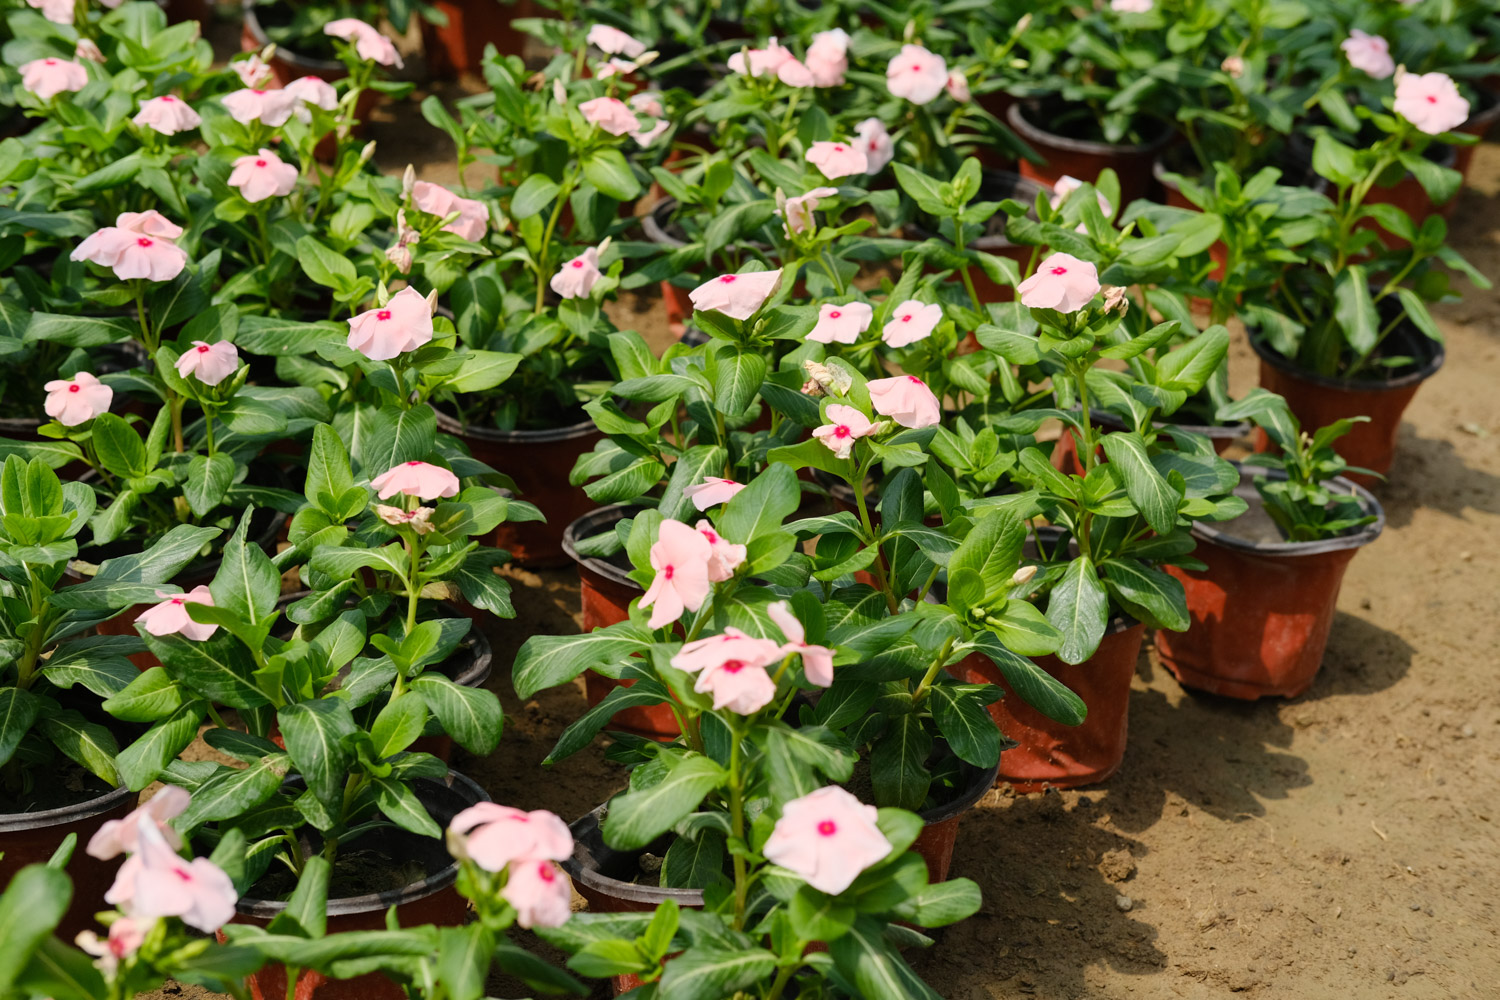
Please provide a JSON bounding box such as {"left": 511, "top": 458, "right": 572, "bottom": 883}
{"left": 1189, "top": 463, "right": 1384, "bottom": 557}
{"left": 431, "top": 404, "right": 597, "bottom": 445}
{"left": 564, "top": 804, "right": 707, "bottom": 907}
{"left": 241, "top": 0, "right": 347, "bottom": 75}
{"left": 918, "top": 757, "right": 1000, "bottom": 826}
{"left": 234, "top": 770, "right": 488, "bottom": 918}
{"left": 562, "top": 504, "right": 644, "bottom": 591}
{"left": 641, "top": 199, "right": 687, "bottom": 250}
{"left": 1247, "top": 322, "right": 1445, "bottom": 392}
{"left": 0, "top": 782, "right": 134, "bottom": 834}
{"left": 1007, "top": 100, "right": 1173, "bottom": 157}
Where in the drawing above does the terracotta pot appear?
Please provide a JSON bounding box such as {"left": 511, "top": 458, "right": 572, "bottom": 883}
{"left": 1050, "top": 408, "right": 1247, "bottom": 476}
{"left": 432, "top": 407, "right": 602, "bottom": 568}
{"left": 908, "top": 759, "right": 999, "bottom": 883}
{"left": 562, "top": 506, "right": 682, "bottom": 739}
{"left": 956, "top": 617, "right": 1145, "bottom": 792}
{"left": 422, "top": 0, "right": 538, "bottom": 78}
{"left": 904, "top": 170, "right": 1051, "bottom": 308}
{"left": 1249, "top": 322, "right": 1443, "bottom": 485}
{"left": 1455, "top": 88, "right": 1500, "bottom": 181}
{"left": 232, "top": 772, "right": 486, "bottom": 1000}
{"left": 1008, "top": 101, "right": 1172, "bottom": 206}
{"left": 1365, "top": 143, "right": 1457, "bottom": 239}
{"left": 1152, "top": 159, "right": 1228, "bottom": 283}
{"left": 0, "top": 784, "right": 135, "bottom": 942}
{"left": 1155, "top": 466, "right": 1383, "bottom": 699}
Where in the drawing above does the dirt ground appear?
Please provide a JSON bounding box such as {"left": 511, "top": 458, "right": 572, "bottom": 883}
{"left": 146, "top": 38, "right": 1500, "bottom": 1000}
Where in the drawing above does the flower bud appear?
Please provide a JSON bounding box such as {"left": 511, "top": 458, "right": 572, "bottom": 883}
{"left": 358, "top": 141, "right": 377, "bottom": 167}
{"left": 402, "top": 164, "right": 416, "bottom": 198}
{"left": 1011, "top": 564, "right": 1038, "bottom": 587}
{"left": 74, "top": 39, "right": 104, "bottom": 64}
{"left": 1221, "top": 55, "right": 1244, "bottom": 78}
{"left": 553, "top": 79, "right": 567, "bottom": 105}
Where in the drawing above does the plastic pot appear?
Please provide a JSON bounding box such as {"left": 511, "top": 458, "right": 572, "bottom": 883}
{"left": 431, "top": 406, "right": 602, "bottom": 568}
{"left": 1249, "top": 321, "right": 1443, "bottom": 485}
{"left": 1051, "top": 407, "right": 1247, "bottom": 476}
{"left": 0, "top": 784, "right": 135, "bottom": 942}
{"left": 232, "top": 771, "right": 487, "bottom": 1000}
{"left": 1155, "top": 466, "right": 1383, "bottom": 699}
{"left": 955, "top": 617, "right": 1145, "bottom": 792}
{"left": 562, "top": 506, "right": 682, "bottom": 739}
{"left": 904, "top": 170, "right": 1051, "bottom": 309}
{"left": 422, "top": 0, "right": 539, "bottom": 78}
{"left": 909, "top": 758, "right": 999, "bottom": 883}
{"left": 1008, "top": 101, "right": 1172, "bottom": 206}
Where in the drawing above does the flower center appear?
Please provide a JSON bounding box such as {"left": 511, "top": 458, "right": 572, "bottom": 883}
{"left": 406, "top": 461, "right": 422, "bottom": 466}
{"left": 197, "top": 344, "right": 210, "bottom": 353}
{"left": 377, "top": 310, "right": 392, "bottom": 321}
{"left": 702, "top": 529, "right": 719, "bottom": 543}
{"left": 817, "top": 820, "right": 837, "bottom": 836}
{"left": 44, "top": 59, "right": 56, "bottom": 65}
{"left": 720, "top": 275, "right": 736, "bottom": 283}
{"left": 833, "top": 145, "right": 844, "bottom": 152}
{"left": 907, "top": 376, "right": 923, "bottom": 384}
{"left": 829, "top": 310, "right": 841, "bottom": 319}
{"left": 1051, "top": 266, "right": 1068, "bottom": 275}
{"left": 834, "top": 425, "right": 850, "bottom": 438}
{"left": 1426, "top": 95, "right": 1437, "bottom": 104}
{"left": 538, "top": 863, "right": 555, "bottom": 882}
{"left": 137, "top": 238, "right": 153, "bottom": 247}
{"left": 911, "top": 63, "right": 921, "bottom": 72}
{"left": 901, "top": 314, "right": 912, "bottom": 323}
{"left": 68, "top": 384, "right": 80, "bottom": 393}
{"left": 171, "top": 598, "right": 184, "bottom": 605}
{"left": 663, "top": 565, "right": 675, "bottom": 580}
{"left": 173, "top": 867, "right": 192, "bottom": 883}
{"left": 255, "top": 159, "right": 267, "bottom": 167}
{"left": 162, "top": 96, "right": 175, "bottom": 102}
{"left": 721, "top": 659, "right": 745, "bottom": 673}
{"left": 572, "top": 260, "right": 583, "bottom": 268}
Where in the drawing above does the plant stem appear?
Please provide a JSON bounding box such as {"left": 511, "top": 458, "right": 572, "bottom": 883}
{"left": 911, "top": 636, "right": 955, "bottom": 704}
{"left": 727, "top": 721, "right": 748, "bottom": 931}
{"left": 850, "top": 458, "right": 897, "bottom": 612}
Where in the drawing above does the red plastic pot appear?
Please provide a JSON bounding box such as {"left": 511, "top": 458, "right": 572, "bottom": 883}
{"left": 1156, "top": 467, "right": 1383, "bottom": 699}
{"left": 1363, "top": 143, "right": 1457, "bottom": 243}
{"left": 1050, "top": 409, "right": 1247, "bottom": 476}
{"left": 1008, "top": 101, "right": 1171, "bottom": 207}
{"left": 0, "top": 784, "right": 135, "bottom": 943}
{"left": 907, "top": 759, "right": 998, "bottom": 883}
{"left": 422, "top": 0, "right": 539, "bottom": 78}
{"left": 432, "top": 407, "right": 602, "bottom": 568}
{"left": 1250, "top": 322, "right": 1443, "bottom": 485}
{"left": 956, "top": 617, "right": 1145, "bottom": 792}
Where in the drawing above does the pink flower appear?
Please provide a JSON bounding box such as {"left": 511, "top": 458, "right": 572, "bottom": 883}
{"left": 324, "top": 18, "right": 403, "bottom": 67}
{"left": 886, "top": 44, "right": 947, "bottom": 105}
{"left": 371, "top": 461, "right": 461, "bottom": 500}
{"left": 76, "top": 916, "right": 149, "bottom": 976}
{"left": 578, "top": 96, "right": 640, "bottom": 136}
{"left": 868, "top": 375, "right": 941, "bottom": 429}
{"left": 231, "top": 54, "right": 274, "bottom": 88}
{"left": 1111, "top": 0, "right": 1153, "bottom": 10}
{"left": 229, "top": 148, "right": 298, "bottom": 203}
{"left": 71, "top": 223, "right": 188, "bottom": 282}
{"left": 346, "top": 285, "right": 434, "bottom": 360}
{"left": 671, "top": 628, "right": 783, "bottom": 676}
{"left": 20, "top": 58, "right": 87, "bottom": 100}
{"left": 449, "top": 803, "right": 573, "bottom": 871}
{"left": 1018, "top": 252, "right": 1101, "bottom": 312}
{"left": 175, "top": 341, "right": 240, "bottom": 386}
{"left": 813, "top": 403, "right": 876, "bottom": 460}
{"left": 221, "top": 88, "right": 298, "bottom": 126}
{"left": 780, "top": 186, "right": 838, "bottom": 235}
{"left": 1050, "top": 175, "right": 1112, "bottom": 219}
{"left": 694, "top": 657, "right": 777, "bottom": 714}
{"left": 767, "top": 600, "right": 835, "bottom": 687}
{"left": 108, "top": 822, "right": 237, "bottom": 934}
{"left": 854, "top": 118, "right": 895, "bottom": 174}
{"left": 805, "top": 140, "right": 868, "bottom": 180}
{"left": 1221, "top": 55, "right": 1245, "bottom": 79}
{"left": 638, "top": 519, "right": 713, "bottom": 629}
{"left": 412, "top": 180, "right": 488, "bottom": 242}
{"left": 1394, "top": 71, "right": 1470, "bottom": 136}
{"left": 777, "top": 59, "right": 813, "bottom": 88}
{"left": 807, "top": 302, "right": 872, "bottom": 345}
{"left": 695, "top": 520, "right": 746, "bottom": 582}
{"left": 75, "top": 39, "right": 105, "bottom": 63}
{"left": 881, "top": 300, "right": 943, "bottom": 348}
{"left": 503, "top": 860, "right": 572, "bottom": 929}
{"left": 945, "top": 70, "right": 971, "bottom": 103}
{"left": 688, "top": 269, "right": 782, "bottom": 321}
{"left": 805, "top": 53, "right": 847, "bottom": 88}
{"left": 87, "top": 786, "right": 190, "bottom": 860}
{"left": 116, "top": 210, "right": 183, "bottom": 241}
{"left": 137, "top": 586, "right": 218, "bottom": 641}
{"left": 806, "top": 29, "right": 849, "bottom": 87}
{"left": 629, "top": 91, "right": 664, "bottom": 119}
{"left": 43, "top": 372, "right": 112, "bottom": 426}
{"left": 764, "top": 786, "right": 891, "bottom": 894}
{"left": 683, "top": 476, "right": 745, "bottom": 511}
{"left": 26, "top": 0, "right": 72, "bottom": 25}
{"left": 586, "top": 24, "right": 646, "bottom": 58}
{"left": 1340, "top": 30, "right": 1394, "bottom": 80}
{"left": 133, "top": 95, "right": 201, "bottom": 135}
{"left": 549, "top": 246, "right": 602, "bottom": 299}
{"left": 727, "top": 38, "right": 795, "bottom": 78}
{"left": 595, "top": 57, "right": 638, "bottom": 80}
{"left": 285, "top": 75, "right": 339, "bottom": 113}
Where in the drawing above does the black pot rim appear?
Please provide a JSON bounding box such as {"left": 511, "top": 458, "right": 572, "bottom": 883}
{"left": 431, "top": 404, "right": 597, "bottom": 445}
{"left": 1189, "top": 463, "right": 1384, "bottom": 557}
{"left": 1008, "top": 100, "right": 1173, "bottom": 157}
{"left": 241, "top": 0, "right": 347, "bottom": 75}
{"left": 919, "top": 757, "right": 999, "bottom": 826}
{"left": 641, "top": 199, "right": 687, "bottom": 250}
{"left": 564, "top": 804, "right": 706, "bottom": 908}
{"left": 234, "top": 770, "right": 488, "bottom": 918}
{"left": 1247, "top": 322, "right": 1445, "bottom": 392}
{"left": 0, "top": 782, "right": 133, "bottom": 834}
{"left": 562, "top": 504, "right": 644, "bottom": 592}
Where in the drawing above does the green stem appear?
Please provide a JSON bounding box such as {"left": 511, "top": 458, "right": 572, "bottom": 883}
{"left": 911, "top": 636, "right": 955, "bottom": 704}
{"left": 534, "top": 167, "right": 578, "bottom": 314}
{"left": 203, "top": 410, "right": 215, "bottom": 457}
{"left": 727, "top": 722, "right": 748, "bottom": 931}
{"left": 764, "top": 962, "right": 797, "bottom": 1000}
{"left": 850, "top": 457, "right": 897, "bottom": 612}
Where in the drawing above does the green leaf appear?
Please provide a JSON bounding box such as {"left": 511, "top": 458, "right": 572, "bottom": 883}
{"left": 1100, "top": 558, "right": 1188, "bottom": 631}
{"left": 581, "top": 147, "right": 641, "bottom": 201}
{"left": 267, "top": 855, "right": 329, "bottom": 939}
{"left": 278, "top": 700, "right": 357, "bottom": 814}
{"left": 512, "top": 621, "right": 651, "bottom": 699}
{"left": 36, "top": 710, "right": 120, "bottom": 785}
{"left": 891, "top": 878, "right": 983, "bottom": 927}
{"left": 602, "top": 755, "right": 727, "bottom": 850}
{"left": 829, "top": 917, "right": 940, "bottom": 1000}
{"left": 512, "top": 174, "right": 560, "bottom": 218}
{"left": 116, "top": 700, "right": 207, "bottom": 790}
{"left": 145, "top": 630, "right": 267, "bottom": 710}
{"left": 0, "top": 688, "right": 39, "bottom": 770}
{"left": 435, "top": 924, "right": 492, "bottom": 1000}
{"left": 1099, "top": 433, "right": 1179, "bottom": 536}
{"left": 410, "top": 675, "right": 503, "bottom": 756}
{"left": 372, "top": 776, "right": 441, "bottom": 837}
{"left": 1153, "top": 325, "right": 1229, "bottom": 394}
{"left": 928, "top": 685, "right": 1002, "bottom": 767}
{"left": 543, "top": 679, "right": 670, "bottom": 765}
{"left": 711, "top": 350, "right": 767, "bottom": 416}
{"left": 90, "top": 413, "right": 147, "bottom": 479}
{"left": 718, "top": 463, "right": 798, "bottom": 548}
{"left": 359, "top": 404, "right": 437, "bottom": 477}
{"left": 660, "top": 828, "right": 725, "bottom": 890}
{"left": 296, "top": 235, "right": 358, "bottom": 291}
{"left": 370, "top": 693, "right": 429, "bottom": 758}
{"left": 306, "top": 424, "right": 355, "bottom": 511}
{"left": 1044, "top": 557, "right": 1109, "bottom": 666}
{"left": 657, "top": 948, "right": 778, "bottom": 1000}
{"left": 870, "top": 714, "right": 931, "bottom": 811}
{"left": 174, "top": 753, "right": 290, "bottom": 832}
{"left": 1333, "top": 266, "right": 1377, "bottom": 357}
{"left": 0, "top": 865, "right": 71, "bottom": 994}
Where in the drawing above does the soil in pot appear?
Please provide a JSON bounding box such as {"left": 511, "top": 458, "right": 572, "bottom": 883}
{"left": 1008, "top": 99, "right": 1172, "bottom": 206}
{"left": 1155, "top": 466, "right": 1383, "bottom": 700}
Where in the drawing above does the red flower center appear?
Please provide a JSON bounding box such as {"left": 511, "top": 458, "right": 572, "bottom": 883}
{"left": 910, "top": 63, "right": 921, "bottom": 72}
{"left": 829, "top": 310, "right": 841, "bottom": 319}
{"left": 162, "top": 96, "right": 175, "bottom": 102}
{"left": 571, "top": 260, "right": 584, "bottom": 268}
{"left": 1051, "top": 266, "right": 1067, "bottom": 275}
{"left": 834, "top": 425, "right": 850, "bottom": 438}
{"left": 68, "top": 384, "right": 80, "bottom": 393}
{"left": 817, "top": 820, "right": 837, "bottom": 836}
{"left": 173, "top": 867, "right": 192, "bottom": 883}
{"left": 137, "top": 238, "right": 153, "bottom": 247}
{"left": 663, "top": 565, "right": 675, "bottom": 580}
{"left": 702, "top": 529, "right": 719, "bottom": 543}
{"left": 255, "top": 159, "right": 267, "bottom": 167}
{"left": 721, "top": 659, "right": 745, "bottom": 673}
{"left": 833, "top": 145, "right": 844, "bottom": 152}
{"left": 1426, "top": 95, "right": 1437, "bottom": 104}
{"left": 538, "top": 863, "right": 555, "bottom": 882}
{"left": 197, "top": 344, "right": 210, "bottom": 353}
{"left": 252, "top": 89, "right": 266, "bottom": 95}
{"left": 406, "top": 461, "right": 422, "bottom": 466}
{"left": 720, "top": 275, "right": 737, "bottom": 283}
{"left": 171, "top": 598, "right": 184, "bottom": 605}
{"left": 44, "top": 59, "right": 56, "bottom": 66}
{"left": 901, "top": 314, "right": 912, "bottom": 323}
{"left": 377, "top": 310, "right": 392, "bottom": 321}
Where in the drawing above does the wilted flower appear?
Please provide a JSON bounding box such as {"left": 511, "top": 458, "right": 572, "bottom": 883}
{"left": 945, "top": 70, "right": 970, "bottom": 103}
{"left": 802, "top": 359, "right": 852, "bottom": 396}
{"left": 412, "top": 181, "right": 488, "bottom": 242}
{"left": 779, "top": 186, "right": 839, "bottom": 235}
{"left": 696, "top": 520, "right": 746, "bottom": 582}
{"left": 375, "top": 504, "right": 435, "bottom": 534}
{"left": 232, "top": 53, "right": 275, "bottom": 88}
{"left": 74, "top": 39, "right": 105, "bottom": 63}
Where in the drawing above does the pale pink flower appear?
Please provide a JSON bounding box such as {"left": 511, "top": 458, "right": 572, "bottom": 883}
{"left": 586, "top": 24, "right": 646, "bottom": 58}
{"left": 696, "top": 520, "right": 746, "bottom": 582}
{"left": 87, "top": 786, "right": 190, "bottom": 860}
{"left": 881, "top": 300, "right": 943, "bottom": 348}
{"left": 764, "top": 786, "right": 891, "bottom": 894}
{"left": 449, "top": 803, "right": 573, "bottom": 871}
{"left": 638, "top": 519, "right": 713, "bottom": 629}
{"left": 20, "top": 58, "right": 87, "bottom": 100}
{"left": 596, "top": 57, "right": 638, "bottom": 80}
{"left": 780, "top": 186, "right": 839, "bottom": 235}
{"left": 43, "top": 372, "right": 112, "bottom": 426}
{"left": 672, "top": 628, "right": 783, "bottom": 676}
{"left": 813, "top": 403, "right": 876, "bottom": 460}
{"left": 26, "top": 0, "right": 72, "bottom": 25}
{"left": 886, "top": 44, "right": 947, "bottom": 105}
{"left": 688, "top": 269, "right": 782, "bottom": 321}
{"left": 1018, "top": 252, "right": 1101, "bottom": 312}
{"left": 503, "top": 860, "right": 572, "bottom": 929}
{"left": 868, "top": 375, "right": 941, "bottom": 429}
{"left": 694, "top": 657, "right": 777, "bottom": 714}
{"left": 854, "top": 118, "right": 895, "bottom": 175}
{"left": 807, "top": 302, "right": 872, "bottom": 345}
{"left": 777, "top": 58, "right": 814, "bottom": 87}
{"left": 76, "top": 917, "right": 149, "bottom": 976}
{"left": 175, "top": 341, "right": 240, "bottom": 386}
{"left": 75, "top": 39, "right": 105, "bottom": 64}
{"left": 116, "top": 210, "right": 183, "bottom": 241}
{"left": 578, "top": 96, "right": 640, "bottom": 136}
{"left": 231, "top": 54, "right": 275, "bottom": 88}
{"left": 412, "top": 181, "right": 489, "bottom": 242}
{"left": 806, "top": 29, "right": 849, "bottom": 86}
{"left": 1111, "top": 0, "right": 1153, "bottom": 10}
{"left": 324, "top": 18, "right": 403, "bottom": 67}
{"left": 1394, "top": 71, "right": 1470, "bottom": 135}
{"left": 285, "top": 75, "right": 339, "bottom": 113}
{"left": 221, "top": 88, "right": 298, "bottom": 126}
{"left": 1221, "top": 55, "right": 1245, "bottom": 79}
{"left": 684, "top": 477, "right": 746, "bottom": 510}
{"left": 945, "top": 70, "right": 971, "bottom": 103}
{"left": 346, "top": 285, "right": 434, "bottom": 360}
{"left": 805, "top": 53, "right": 847, "bottom": 88}
{"left": 370, "top": 460, "right": 460, "bottom": 500}
{"left": 727, "top": 38, "right": 795, "bottom": 78}
{"left": 71, "top": 224, "right": 188, "bottom": 282}
{"left": 133, "top": 95, "right": 202, "bottom": 136}
{"left": 630, "top": 93, "right": 670, "bottom": 146}
{"left": 549, "top": 246, "right": 602, "bottom": 299}
{"left": 108, "top": 823, "right": 236, "bottom": 934}
{"left": 806, "top": 140, "right": 869, "bottom": 180}
{"left": 1050, "top": 175, "right": 1112, "bottom": 218}
{"left": 229, "top": 148, "right": 297, "bottom": 203}
{"left": 767, "top": 600, "right": 835, "bottom": 687}
{"left": 137, "top": 586, "right": 218, "bottom": 642}
{"left": 1340, "top": 30, "right": 1394, "bottom": 80}
{"left": 375, "top": 504, "right": 434, "bottom": 534}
